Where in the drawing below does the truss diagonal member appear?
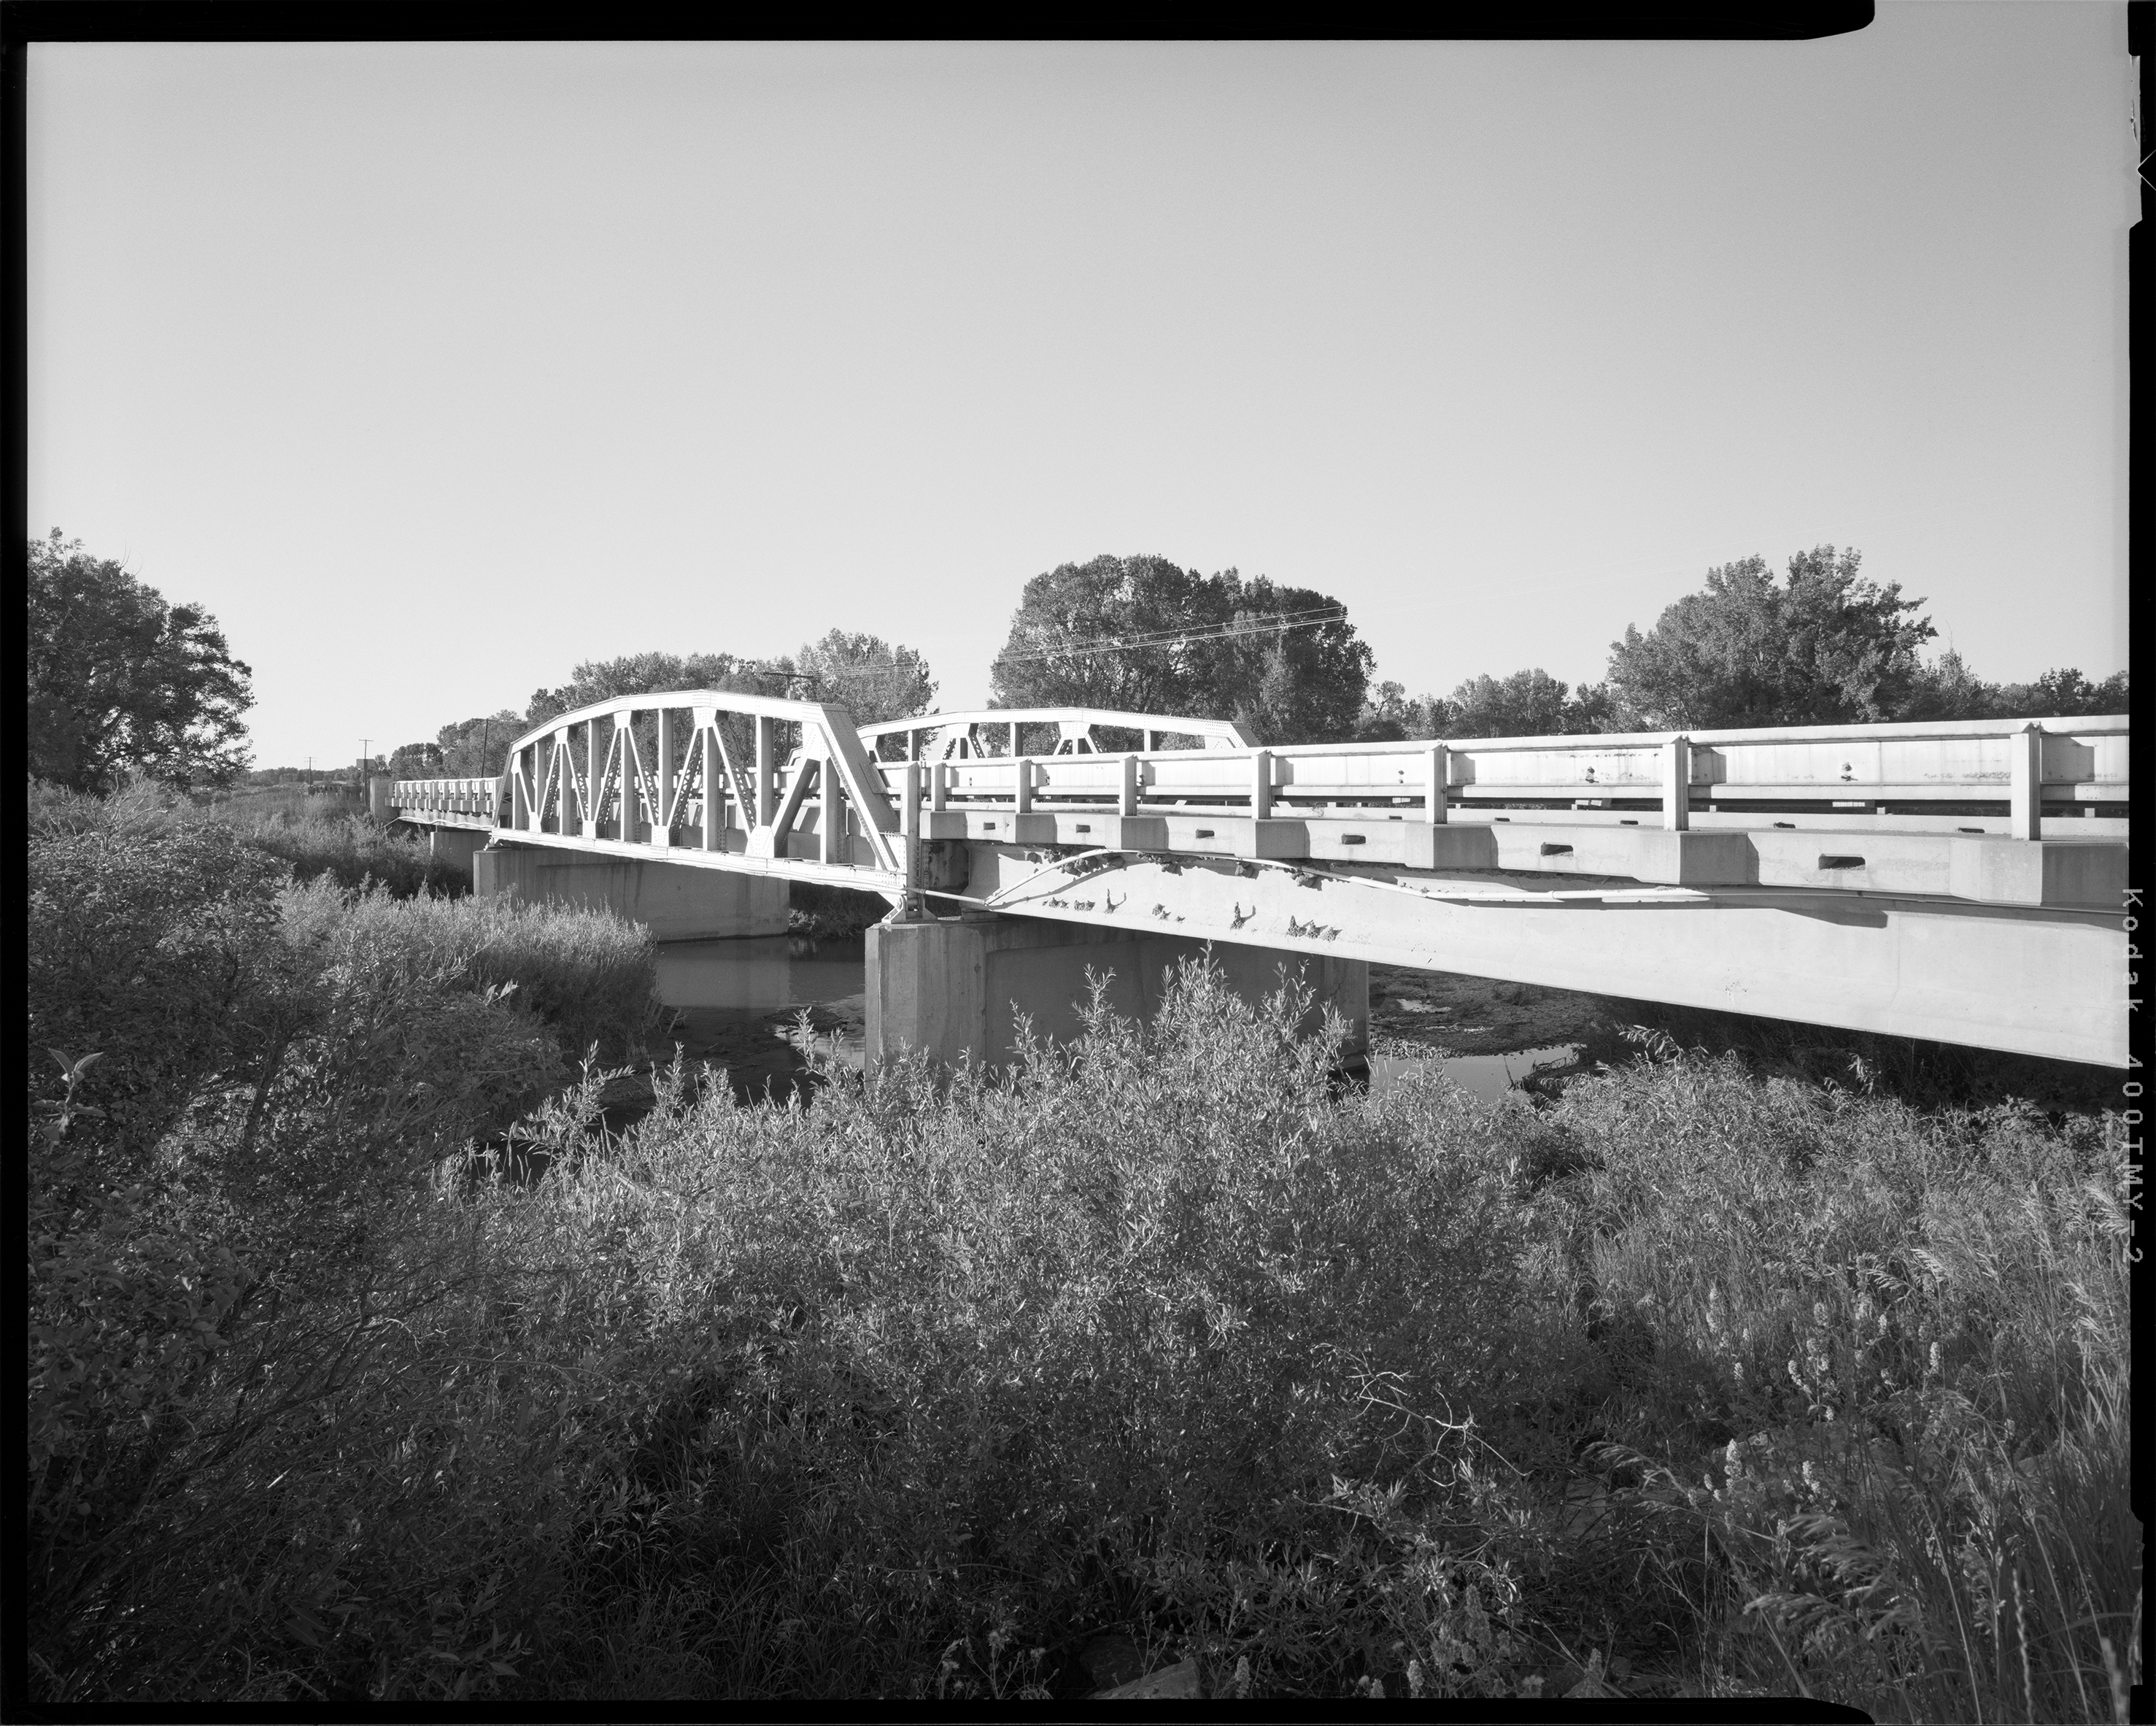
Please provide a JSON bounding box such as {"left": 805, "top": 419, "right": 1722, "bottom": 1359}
{"left": 807, "top": 706, "right": 902, "bottom": 872}
{"left": 676, "top": 720, "right": 711, "bottom": 841}
{"left": 705, "top": 717, "right": 753, "bottom": 830}
{"left": 555, "top": 729, "right": 590, "bottom": 831}
{"left": 534, "top": 739, "right": 563, "bottom": 831}
{"left": 660, "top": 717, "right": 698, "bottom": 835}
{"left": 509, "top": 753, "right": 533, "bottom": 828}
{"left": 617, "top": 720, "right": 656, "bottom": 833}
{"left": 766, "top": 747, "right": 817, "bottom": 856}
{"left": 595, "top": 720, "right": 626, "bottom": 830}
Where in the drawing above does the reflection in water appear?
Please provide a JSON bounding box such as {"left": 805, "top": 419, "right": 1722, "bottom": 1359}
{"left": 654, "top": 934, "right": 867, "bottom": 1103}
{"left": 1368, "top": 1044, "right": 1583, "bottom": 1106}
{"left": 652, "top": 936, "right": 1580, "bottom": 1110}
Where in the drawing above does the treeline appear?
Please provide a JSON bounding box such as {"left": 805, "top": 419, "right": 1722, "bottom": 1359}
{"left": 1357, "top": 548, "right": 2128, "bottom": 741}
{"left": 989, "top": 547, "right": 2125, "bottom": 745}
{"left": 28, "top": 530, "right": 2130, "bottom": 804}
{"left": 374, "top": 544, "right": 2136, "bottom": 787}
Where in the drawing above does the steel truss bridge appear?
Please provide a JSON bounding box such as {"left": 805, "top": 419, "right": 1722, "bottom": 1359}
{"left": 391, "top": 696, "right": 2130, "bottom": 1067}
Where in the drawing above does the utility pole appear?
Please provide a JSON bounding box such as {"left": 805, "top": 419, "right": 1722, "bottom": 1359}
{"left": 305, "top": 755, "right": 312, "bottom": 793}
{"left": 360, "top": 739, "right": 371, "bottom": 788}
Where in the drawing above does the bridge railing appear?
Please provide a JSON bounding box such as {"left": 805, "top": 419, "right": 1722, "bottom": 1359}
{"left": 865, "top": 713, "right": 2127, "bottom": 835}
{"left": 387, "top": 776, "right": 501, "bottom": 820}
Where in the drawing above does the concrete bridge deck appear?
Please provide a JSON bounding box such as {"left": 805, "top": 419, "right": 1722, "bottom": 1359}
{"left": 389, "top": 696, "right": 2130, "bottom": 1068}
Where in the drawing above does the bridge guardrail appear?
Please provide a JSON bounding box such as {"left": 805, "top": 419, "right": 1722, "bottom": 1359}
{"left": 865, "top": 713, "right": 2127, "bottom": 831}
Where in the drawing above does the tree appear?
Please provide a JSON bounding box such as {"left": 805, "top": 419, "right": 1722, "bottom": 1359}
{"left": 2007, "top": 666, "right": 2130, "bottom": 717}
{"left": 1603, "top": 546, "right": 1934, "bottom": 730}
{"left": 1442, "top": 669, "right": 1577, "bottom": 739}
{"left": 522, "top": 638, "right": 934, "bottom": 735}
{"left": 27, "top": 531, "right": 255, "bottom": 793}
{"left": 1184, "top": 570, "right": 1373, "bottom": 746}
{"left": 1895, "top": 650, "right": 2007, "bottom": 723}
{"left": 386, "top": 741, "right": 444, "bottom": 778}
{"left": 988, "top": 554, "right": 1372, "bottom": 744}
{"left": 989, "top": 555, "right": 1216, "bottom": 715}
{"left": 422, "top": 711, "right": 527, "bottom": 777}
{"left": 524, "top": 652, "right": 762, "bottom": 730}
{"left": 784, "top": 630, "right": 936, "bottom": 727}
{"left": 1354, "top": 681, "right": 1450, "bottom": 741}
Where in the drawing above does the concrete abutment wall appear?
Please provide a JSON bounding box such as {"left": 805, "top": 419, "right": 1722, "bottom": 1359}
{"left": 867, "top": 913, "right": 1368, "bottom": 1073}
{"left": 474, "top": 844, "right": 790, "bottom": 940}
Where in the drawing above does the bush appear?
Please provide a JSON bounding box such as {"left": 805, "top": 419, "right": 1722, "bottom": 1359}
{"left": 28, "top": 817, "right": 292, "bottom": 1173}
{"left": 26, "top": 837, "right": 664, "bottom": 1697}
{"left": 274, "top": 877, "right": 661, "bottom": 1074}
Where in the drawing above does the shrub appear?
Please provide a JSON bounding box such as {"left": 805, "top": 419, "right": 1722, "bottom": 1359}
{"left": 26, "top": 847, "right": 664, "bottom": 1698}
{"left": 28, "top": 818, "right": 292, "bottom": 1174}
{"left": 274, "top": 880, "right": 662, "bottom": 1071}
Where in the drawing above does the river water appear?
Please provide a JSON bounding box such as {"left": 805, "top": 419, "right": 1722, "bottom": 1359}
{"left": 652, "top": 935, "right": 1581, "bottom": 1106}
{"left": 654, "top": 935, "right": 870, "bottom": 1102}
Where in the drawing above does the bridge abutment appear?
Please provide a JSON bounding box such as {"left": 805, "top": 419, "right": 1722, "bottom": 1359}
{"left": 865, "top": 913, "right": 1368, "bottom": 1073}
{"left": 474, "top": 844, "right": 789, "bottom": 939}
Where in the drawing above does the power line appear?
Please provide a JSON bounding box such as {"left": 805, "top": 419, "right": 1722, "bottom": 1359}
{"left": 993, "top": 604, "right": 1348, "bottom": 666}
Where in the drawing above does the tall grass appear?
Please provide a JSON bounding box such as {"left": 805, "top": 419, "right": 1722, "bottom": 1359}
{"left": 28, "top": 778, "right": 469, "bottom": 898}
{"left": 1515, "top": 1052, "right": 2137, "bottom": 1718}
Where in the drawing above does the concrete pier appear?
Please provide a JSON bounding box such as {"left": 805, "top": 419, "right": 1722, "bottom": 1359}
{"left": 866, "top": 913, "right": 1368, "bottom": 1072}
{"left": 475, "top": 844, "right": 789, "bottom": 939}
{"left": 425, "top": 826, "right": 490, "bottom": 878}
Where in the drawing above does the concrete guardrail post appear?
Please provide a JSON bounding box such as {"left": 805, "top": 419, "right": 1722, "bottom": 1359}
{"left": 1662, "top": 736, "right": 1691, "bottom": 832}
{"left": 2009, "top": 722, "right": 2044, "bottom": 840}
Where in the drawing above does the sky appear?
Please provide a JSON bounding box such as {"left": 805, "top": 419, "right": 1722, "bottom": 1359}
{"left": 27, "top": 9, "right": 2136, "bottom": 771}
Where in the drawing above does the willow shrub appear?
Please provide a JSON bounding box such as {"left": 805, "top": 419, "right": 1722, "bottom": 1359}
{"left": 27, "top": 835, "right": 660, "bottom": 1700}
{"left": 27, "top": 959, "right": 1564, "bottom": 1702}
